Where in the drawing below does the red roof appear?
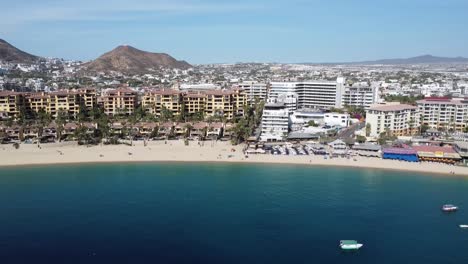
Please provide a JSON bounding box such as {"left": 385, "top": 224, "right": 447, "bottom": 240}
{"left": 412, "top": 145, "right": 456, "bottom": 154}
{"left": 368, "top": 104, "right": 417, "bottom": 112}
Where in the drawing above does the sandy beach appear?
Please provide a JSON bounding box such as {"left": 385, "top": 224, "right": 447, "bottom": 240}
{"left": 1, "top": 140, "right": 468, "bottom": 176}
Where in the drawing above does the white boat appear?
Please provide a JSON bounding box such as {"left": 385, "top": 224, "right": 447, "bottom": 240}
{"left": 460, "top": 225, "right": 468, "bottom": 229}
{"left": 339, "top": 240, "right": 363, "bottom": 250}
{"left": 442, "top": 204, "right": 458, "bottom": 212}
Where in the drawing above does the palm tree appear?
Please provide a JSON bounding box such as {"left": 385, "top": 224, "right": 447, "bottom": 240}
{"left": 74, "top": 125, "right": 89, "bottom": 145}
{"left": 56, "top": 110, "right": 67, "bottom": 142}
{"left": 365, "top": 123, "right": 371, "bottom": 137}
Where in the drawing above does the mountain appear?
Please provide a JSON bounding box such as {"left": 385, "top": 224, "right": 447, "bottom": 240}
{"left": 356, "top": 55, "right": 468, "bottom": 65}
{"left": 304, "top": 55, "right": 468, "bottom": 65}
{"left": 82, "top": 45, "right": 191, "bottom": 74}
{"left": 0, "top": 39, "right": 40, "bottom": 63}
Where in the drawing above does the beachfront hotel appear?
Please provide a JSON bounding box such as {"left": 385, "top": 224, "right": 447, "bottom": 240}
{"left": 77, "top": 88, "right": 98, "bottom": 109}
{"left": 260, "top": 102, "right": 289, "bottom": 142}
{"left": 416, "top": 97, "right": 468, "bottom": 132}
{"left": 236, "top": 81, "right": 268, "bottom": 105}
{"left": 47, "top": 90, "right": 81, "bottom": 118}
{"left": 269, "top": 78, "right": 346, "bottom": 110}
{"left": 0, "top": 91, "right": 26, "bottom": 119}
{"left": 102, "top": 88, "right": 138, "bottom": 116}
{"left": 142, "top": 89, "right": 183, "bottom": 117}
{"left": 269, "top": 78, "right": 379, "bottom": 111}
{"left": 365, "top": 103, "right": 420, "bottom": 137}
{"left": 142, "top": 88, "right": 247, "bottom": 120}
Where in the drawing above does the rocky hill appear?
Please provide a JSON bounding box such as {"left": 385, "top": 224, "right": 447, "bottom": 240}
{"left": 82, "top": 45, "right": 191, "bottom": 74}
{"left": 0, "top": 39, "right": 40, "bottom": 63}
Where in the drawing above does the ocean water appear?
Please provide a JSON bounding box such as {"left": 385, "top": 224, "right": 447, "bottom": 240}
{"left": 0, "top": 163, "right": 467, "bottom": 264}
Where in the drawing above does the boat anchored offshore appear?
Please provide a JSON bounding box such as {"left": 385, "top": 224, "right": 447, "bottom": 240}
{"left": 460, "top": 225, "right": 468, "bottom": 229}
{"left": 339, "top": 240, "right": 363, "bottom": 250}
{"left": 442, "top": 204, "right": 458, "bottom": 212}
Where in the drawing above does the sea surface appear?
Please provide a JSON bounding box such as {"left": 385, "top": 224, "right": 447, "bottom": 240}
{"left": 0, "top": 163, "right": 467, "bottom": 263}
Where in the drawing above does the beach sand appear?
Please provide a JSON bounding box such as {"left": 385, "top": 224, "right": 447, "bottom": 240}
{"left": 1, "top": 140, "right": 468, "bottom": 176}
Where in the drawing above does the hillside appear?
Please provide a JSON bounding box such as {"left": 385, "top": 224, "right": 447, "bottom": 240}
{"left": 0, "top": 39, "right": 40, "bottom": 63}
{"left": 82, "top": 45, "right": 191, "bottom": 74}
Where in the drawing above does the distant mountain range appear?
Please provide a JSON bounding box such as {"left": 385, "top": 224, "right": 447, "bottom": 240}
{"left": 0, "top": 39, "right": 41, "bottom": 63}
{"left": 306, "top": 55, "right": 468, "bottom": 65}
{"left": 1, "top": 38, "right": 468, "bottom": 68}
{"left": 0, "top": 39, "right": 191, "bottom": 73}
{"left": 81, "top": 45, "right": 192, "bottom": 74}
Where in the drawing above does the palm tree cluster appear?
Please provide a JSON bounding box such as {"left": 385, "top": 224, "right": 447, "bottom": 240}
{"left": 231, "top": 99, "right": 265, "bottom": 145}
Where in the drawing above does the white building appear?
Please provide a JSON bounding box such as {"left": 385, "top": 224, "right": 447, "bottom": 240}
{"left": 342, "top": 85, "right": 379, "bottom": 109}
{"left": 237, "top": 81, "right": 268, "bottom": 104}
{"left": 366, "top": 103, "right": 420, "bottom": 137}
{"left": 269, "top": 77, "right": 346, "bottom": 110}
{"left": 416, "top": 97, "right": 468, "bottom": 132}
{"left": 324, "top": 113, "right": 350, "bottom": 127}
{"left": 179, "top": 83, "right": 219, "bottom": 92}
{"left": 260, "top": 102, "right": 289, "bottom": 142}
{"left": 289, "top": 110, "right": 350, "bottom": 131}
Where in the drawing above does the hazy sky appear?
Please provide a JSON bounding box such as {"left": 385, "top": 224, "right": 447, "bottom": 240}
{"left": 1, "top": 0, "right": 467, "bottom": 64}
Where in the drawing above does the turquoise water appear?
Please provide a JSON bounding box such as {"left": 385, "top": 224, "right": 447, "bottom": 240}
{"left": 0, "top": 163, "right": 468, "bottom": 263}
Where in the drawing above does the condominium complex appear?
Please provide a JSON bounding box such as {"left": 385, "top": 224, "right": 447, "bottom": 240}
{"left": 342, "top": 85, "right": 379, "bottom": 109}
{"left": 260, "top": 102, "right": 289, "bottom": 142}
{"left": 77, "top": 88, "right": 98, "bottom": 109}
{"left": 102, "top": 89, "right": 138, "bottom": 116}
{"left": 47, "top": 91, "right": 80, "bottom": 118}
{"left": 417, "top": 97, "right": 468, "bottom": 132}
{"left": 142, "top": 89, "right": 183, "bottom": 117}
{"left": 269, "top": 77, "right": 346, "bottom": 110}
{"left": 366, "top": 103, "right": 420, "bottom": 137}
{"left": 237, "top": 81, "right": 268, "bottom": 104}
{"left": 142, "top": 88, "right": 246, "bottom": 120}
{"left": 0, "top": 91, "right": 26, "bottom": 118}
{"left": 1, "top": 89, "right": 97, "bottom": 119}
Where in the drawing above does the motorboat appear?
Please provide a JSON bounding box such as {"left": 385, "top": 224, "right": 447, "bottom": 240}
{"left": 442, "top": 204, "right": 458, "bottom": 212}
{"left": 460, "top": 225, "right": 468, "bottom": 229}
{"left": 339, "top": 240, "right": 363, "bottom": 250}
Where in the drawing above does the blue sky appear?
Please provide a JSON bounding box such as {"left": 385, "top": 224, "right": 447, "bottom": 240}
{"left": 1, "top": 0, "right": 467, "bottom": 64}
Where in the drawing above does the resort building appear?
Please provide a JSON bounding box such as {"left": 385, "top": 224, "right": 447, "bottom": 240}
{"left": 47, "top": 90, "right": 80, "bottom": 118}
{"left": 269, "top": 77, "right": 346, "bottom": 110}
{"left": 260, "top": 102, "right": 289, "bottom": 142}
{"left": 0, "top": 91, "right": 26, "bottom": 119}
{"left": 77, "top": 88, "right": 98, "bottom": 109}
{"left": 103, "top": 89, "right": 138, "bottom": 116}
{"left": 416, "top": 97, "right": 468, "bottom": 132}
{"left": 142, "top": 89, "right": 183, "bottom": 117}
{"left": 183, "top": 93, "right": 206, "bottom": 116}
{"left": 237, "top": 81, "right": 268, "bottom": 104}
{"left": 289, "top": 110, "right": 325, "bottom": 131}
{"left": 26, "top": 92, "right": 49, "bottom": 115}
{"left": 365, "top": 103, "right": 420, "bottom": 137}
{"left": 289, "top": 110, "right": 351, "bottom": 131}
{"left": 205, "top": 90, "right": 234, "bottom": 119}
{"left": 142, "top": 88, "right": 246, "bottom": 120}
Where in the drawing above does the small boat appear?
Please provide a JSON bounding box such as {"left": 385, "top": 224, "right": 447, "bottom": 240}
{"left": 460, "top": 225, "right": 468, "bottom": 229}
{"left": 340, "top": 240, "right": 363, "bottom": 250}
{"left": 442, "top": 204, "right": 458, "bottom": 212}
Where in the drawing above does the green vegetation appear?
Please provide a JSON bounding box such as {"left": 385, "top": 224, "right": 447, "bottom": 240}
{"left": 308, "top": 120, "right": 319, "bottom": 127}
{"left": 384, "top": 95, "right": 424, "bottom": 105}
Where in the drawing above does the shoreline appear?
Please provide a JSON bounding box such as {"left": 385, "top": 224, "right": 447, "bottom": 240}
{"left": 2, "top": 159, "right": 467, "bottom": 178}
{"left": 1, "top": 140, "right": 468, "bottom": 176}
